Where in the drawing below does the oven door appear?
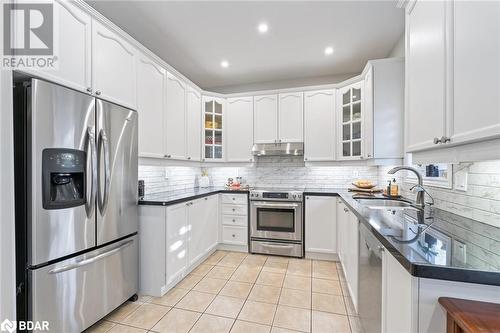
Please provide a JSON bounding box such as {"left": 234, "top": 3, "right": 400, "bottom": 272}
{"left": 250, "top": 201, "right": 302, "bottom": 241}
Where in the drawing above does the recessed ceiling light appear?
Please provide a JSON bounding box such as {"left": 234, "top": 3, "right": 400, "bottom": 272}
{"left": 220, "top": 60, "right": 229, "bottom": 68}
{"left": 258, "top": 22, "right": 269, "bottom": 34}
{"left": 324, "top": 46, "right": 334, "bottom": 55}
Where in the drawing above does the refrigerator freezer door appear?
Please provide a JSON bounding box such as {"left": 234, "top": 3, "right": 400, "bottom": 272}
{"left": 30, "top": 79, "right": 96, "bottom": 266}
{"left": 30, "top": 235, "right": 138, "bottom": 333}
{"left": 96, "top": 100, "right": 138, "bottom": 245}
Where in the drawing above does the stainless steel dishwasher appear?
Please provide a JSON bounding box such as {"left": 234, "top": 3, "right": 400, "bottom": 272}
{"left": 358, "top": 223, "right": 384, "bottom": 333}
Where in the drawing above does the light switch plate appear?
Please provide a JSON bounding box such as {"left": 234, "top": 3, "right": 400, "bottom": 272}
{"left": 454, "top": 169, "right": 468, "bottom": 192}
{"left": 164, "top": 167, "right": 169, "bottom": 179}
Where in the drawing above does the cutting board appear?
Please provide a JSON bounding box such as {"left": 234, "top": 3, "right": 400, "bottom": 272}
{"left": 348, "top": 187, "right": 383, "bottom": 193}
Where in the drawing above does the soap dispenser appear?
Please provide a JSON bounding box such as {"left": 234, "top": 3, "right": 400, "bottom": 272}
{"left": 390, "top": 178, "right": 399, "bottom": 197}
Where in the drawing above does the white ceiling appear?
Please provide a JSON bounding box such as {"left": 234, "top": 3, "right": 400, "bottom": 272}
{"left": 87, "top": 1, "right": 404, "bottom": 91}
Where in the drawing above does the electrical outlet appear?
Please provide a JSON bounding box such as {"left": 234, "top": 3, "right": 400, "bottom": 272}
{"left": 164, "top": 167, "right": 169, "bottom": 180}
{"left": 353, "top": 170, "right": 360, "bottom": 178}
{"left": 454, "top": 169, "right": 468, "bottom": 192}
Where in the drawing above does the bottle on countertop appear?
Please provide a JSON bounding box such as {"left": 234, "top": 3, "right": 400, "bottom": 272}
{"left": 385, "top": 180, "right": 392, "bottom": 196}
{"left": 199, "top": 169, "right": 210, "bottom": 188}
{"left": 390, "top": 178, "right": 399, "bottom": 197}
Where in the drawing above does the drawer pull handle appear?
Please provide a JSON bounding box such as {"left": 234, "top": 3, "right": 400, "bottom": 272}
{"left": 232, "top": 208, "right": 236, "bottom": 211}
{"left": 232, "top": 219, "right": 236, "bottom": 222}
{"left": 232, "top": 197, "right": 235, "bottom": 200}
{"left": 232, "top": 234, "right": 236, "bottom": 238}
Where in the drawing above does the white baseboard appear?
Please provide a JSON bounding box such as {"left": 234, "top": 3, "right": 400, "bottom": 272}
{"left": 305, "top": 251, "right": 339, "bottom": 261}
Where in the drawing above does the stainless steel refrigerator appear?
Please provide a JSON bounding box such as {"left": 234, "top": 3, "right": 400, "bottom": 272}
{"left": 13, "top": 77, "right": 138, "bottom": 332}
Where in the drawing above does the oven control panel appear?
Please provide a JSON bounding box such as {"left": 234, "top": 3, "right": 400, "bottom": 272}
{"left": 250, "top": 191, "right": 303, "bottom": 202}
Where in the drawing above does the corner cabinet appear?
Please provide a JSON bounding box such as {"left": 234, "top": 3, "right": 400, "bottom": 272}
{"left": 337, "top": 82, "right": 365, "bottom": 160}
{"left": 92, "top": 20, "right": 137, "bottom": 109}
{"left": 226, "top": 97, "right": 254, "bottom": 162}
{"left": 304, "top": 89, "right": 336, "bottom": 161}
{"left": 203, "top": 96, "right": 226, "bottom": 161}
{"left": 136, "top": 55, "right": 166, "bottom": 158}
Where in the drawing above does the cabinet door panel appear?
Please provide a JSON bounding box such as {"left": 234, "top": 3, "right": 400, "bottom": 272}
{"left": 186, "top": 87, "right": 201, "bottom": 161}
{"left": 304, "top": 90, "right": 336, "bottom": 161}
{"left": 166, "top": 203, "right": 188, "bottom": 286}
{"left": 227, "top": 97, "right": 254, "bottom": 162}
{"left": 451, "top": 1, "right": 500, "bottom": 144}
{"left": 206, "top": 196, "right": 219, "bottom": 252}
{"left": 137, "top": 56, "right": 165, "bottom": 158}
{"left": 188, "top": 199, "right": 207, "bottom": 266}
{"left": 254, "top": 95, "right": 278, "bottom": 144}
{"left": 405, "top": 1, "right": 446, "bottom": 152}
{"left": 92, "top": 20, "right": 136, "bottom": 109}
{"left": 279, "top": 92, "right": 303, "bottom": 142}
{"left": 305, "top": 196, "right": 336, "bottom": 253}
{"left": 165, "top": 72, "right": 186, "bottom": 160}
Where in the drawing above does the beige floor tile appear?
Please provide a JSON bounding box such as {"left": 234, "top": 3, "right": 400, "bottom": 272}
{"left": 238, "top": 300, "right": 277, "bottom": 325}
{"left": 84, "top": 320, "right": 115, "bottom": 333}
{"left": 218, "top": 255, "right": 245, "bottom": 268}
{"left": 312, "top": 293, "right": 346, "bottom": 315}
{"left": 243, "top": 254, "right": 268, "bottom": 265}
{"left": 151, "top": 287, "right": 190, "bottom": 307}
{"left": 204, "top": 251, "right": 228, "bottom": 265}
{"left": 176, "top": 274, "right": 203, "bottom": 290}
{"left": 206, "top": 295, "right": 245, "bottom": 319}
{"left": 230, "top": 266, "right": 261, "bottom": 283}
{"left": 348, "top": 316, "right": 363, "bottom": 333}
{"left": 312, "top": 265, "right": 338, "bottom": 280}
{"left": 220, "top": 281, "right": 254, "bottom": 299}
{"left": 270, "top": 327, "right": 302, "bottom": 333}
{"left": 311, "top": 311, "right": 350, "bottom": 333}
{"left": 256, "top": 272, "right": 285, "bottom": 287}
{"left": 262, "top": 261, "right": 288, "bottom": 274}
{"left": 190, "top": 264, "right": 214, "bottom": 277}
{"left": 312, "top": 278, "right": 342, "bottom": 296}
{"left": 312, "top": 260, "right": 337, "bottom": 269}
{"left": 137, "top": 295, "right": 152, "bottom": 303}
{"left": 278, "top": 288, "right": 311, "bottom": 309}
{"left": 175, "top": 290, "right": 216, "bottom": 312}
{"left": 283, "top": 275, "right": 311, "bottom": 291}
{"left": 344, "top": 296, "right": 357, "bottom": 316}
{"left": 286, "top": 262, "right": 312, "bottom": 277}
{"left": 340, "top": 281, "right": 350, "bottom": 297}
{"left": 226, "top": 252, "right": 248, "bottom": 260}
{"left": 151, "top": 308, "right": 201, "bottom": 333}
{"left": 230, "top": 320, "right": 271, "bottom": 333}
{"left": 189, "top": 314, "right": 234, "bottom": 333}
{"left": 192, "top": 277, "right": 227, "bottom": 294}
{"left": 248, "top": 285, "right": 281, "bottom": 304}
{"left": 105, "top": 301, "right": 142, "bottom": 322}
{"left": 121, "top": 303, "right": 171, "bottom": 329}
{"left": 273, "top": 305, "right": 311, "bottom": 333}
{"left": 107, "top": 324, "right": 147, "bottom": 333}
{"left": 207, "top": 266, "right": 236, "bottom": 280}
{"left": 266, "top": 256, "right": 289, "bottom": 264}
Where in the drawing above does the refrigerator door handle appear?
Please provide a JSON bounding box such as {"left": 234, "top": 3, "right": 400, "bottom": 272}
{"left": 98, "top": 128, "right": 111, "bottom": 215}
{"left": 85, "top": 126, "right": 97, "bottom": 218}
{"left": 48, "top": 239, "right": 134, "bottom": 274}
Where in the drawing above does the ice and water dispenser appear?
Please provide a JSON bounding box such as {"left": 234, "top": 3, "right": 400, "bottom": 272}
{"left": 42, "top": 148, "right": 86, "bottom": 209}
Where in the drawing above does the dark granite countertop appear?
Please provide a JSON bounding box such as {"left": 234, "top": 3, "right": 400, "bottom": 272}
{"left": 139, "top": 187, "right": 500, "bottom": 286}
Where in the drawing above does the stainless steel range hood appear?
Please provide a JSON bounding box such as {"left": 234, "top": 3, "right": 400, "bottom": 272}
{"left": 251, "top": 142, "right": 304, "bottom": 156}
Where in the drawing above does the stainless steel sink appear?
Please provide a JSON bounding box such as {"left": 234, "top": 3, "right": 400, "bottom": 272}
{"left": 355, "top": 198, "right": 421, "bottom": 211}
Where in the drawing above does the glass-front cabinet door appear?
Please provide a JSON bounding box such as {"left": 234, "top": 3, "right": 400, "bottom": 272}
{"left": 203, "top": 96, "right": 225, "bottom": 161}
{"left": 338, "top": 81, "right": 364, "bottom": 160}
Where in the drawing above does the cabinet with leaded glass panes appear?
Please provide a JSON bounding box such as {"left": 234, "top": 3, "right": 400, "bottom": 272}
{"left": 202, "top": 96, "right": 225, "bottom": 161}
{"left": 337, "top": 81, "right": 364, "bottom": 160}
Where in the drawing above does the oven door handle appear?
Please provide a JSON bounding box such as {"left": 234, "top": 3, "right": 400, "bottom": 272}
{"left": 252, "top": 202, "right": 300, "bottom": 208}
{"left": 260, "top": 242, "right": 296, "bottom": 249}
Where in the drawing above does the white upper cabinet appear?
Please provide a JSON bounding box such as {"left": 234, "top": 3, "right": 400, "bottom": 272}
{"left": 203, "top": 96, "right": 225, "bottom": 161}
{"left": 136, "top": 55, "right": 166, "bottom": 158}
{"left": 165, "top": 72, "right": 187, "bottom": 160}
{"left": 304, "top": 89, "right": 336, "bottom": 161}
{"left": 254, "top": 94, "right": 278, "bottom": 144}
{"left": 405, "top": 0, "right": 447, "bottom": 152}
{"left": 337, "top": 82, "right": 364, "bottom": 160}
{"left": 186, "top": 86, "right": 202, "bottom": 161}
{"left": 278, "top": 92, "right": 304, "bottom": 143}
{"left": 92, "top": 20, "right": 137, "bottom": 109}
{"left": 226, "top": 97, "right": 254, "bottom": 162}
{"left": 450, "top": 1, "right": 500, "bottom": 145}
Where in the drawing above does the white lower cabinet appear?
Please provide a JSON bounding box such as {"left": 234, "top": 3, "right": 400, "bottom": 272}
{"left": 138, "top": 194, "right": 219, "bottom": 296}
{"left": 220, "top": 193, "right": 248, "bottom": 249}
{"left": 305, "top": 196, "right": 337, "bottom": 256}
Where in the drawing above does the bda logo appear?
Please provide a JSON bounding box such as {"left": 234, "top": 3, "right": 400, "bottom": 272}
{"left": 0, "top": 319, "right": 16, "bottom": 333}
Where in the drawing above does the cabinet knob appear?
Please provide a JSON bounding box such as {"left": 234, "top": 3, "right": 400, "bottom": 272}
{"left": 232, "top": 197, "right": 235, "bottom": 200}
{"left": 367, "top": 154, "right": 372, "bottom": 158}
{"left": 232, "top": 234, "right": 236, "bottom": 238}
{"left": 232, "top": 219, "right": 236, "bottom": 222}
{"left": 441, "top": 136, "right": 451, "bottom": 143}
{"left": 359, "top": 156, "right": 363, "bottom": 160}
{"left": 433, "top": 137, "right": 442, "bottom": 144}
{"left": 304, "top": 158, "right": 308, "bottom": 161}
{"left": 164, "top": 154, "right": 171, "bottom": 158}
{"left": 95, "top": 91, "right": 101, "bottom": 96}
{"left": 232, "top": 208, "right": 236, "bottom": 211}
{"left": 204, "top": 197, "right": 208, "bottom": 200}
{"left": 187, "top": 157, "right": 191, "bottom": 160}
{"left": 249, "top": 158, "right": 253, "bottom": 162}
{"left": 86, "top": 88, "right": 92, "bottom": 93}
{"left": 344, "top": 208, "right": 348, "bottom": 213}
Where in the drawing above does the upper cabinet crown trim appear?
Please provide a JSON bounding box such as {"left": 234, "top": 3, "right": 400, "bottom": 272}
{"left": 280, "top": 93, "right": 303, "bottom": 100}
{"left": 254, "top": 95, "right": 277, "bottom": 102}
{"left": 305, "top": 90, "right": 335, "bottom": 98}
{"left": 228, "top": 97, "right": 252, "bottom": 104}
{"left": 139, "top": 58, "right": 165, "bottom": 75}
{"left": 167, "top": 73, "right": 186, "bottom": 89}
{"left": 94, "top": 26, "right": 135, "bottom": 57}
{"left": 56, "top": 0, "right": 87, "bottom": 24}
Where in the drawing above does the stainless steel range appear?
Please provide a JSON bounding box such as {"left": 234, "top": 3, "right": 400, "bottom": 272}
{"left": 250, "top": 188, "right": 304, "bottom": 257}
